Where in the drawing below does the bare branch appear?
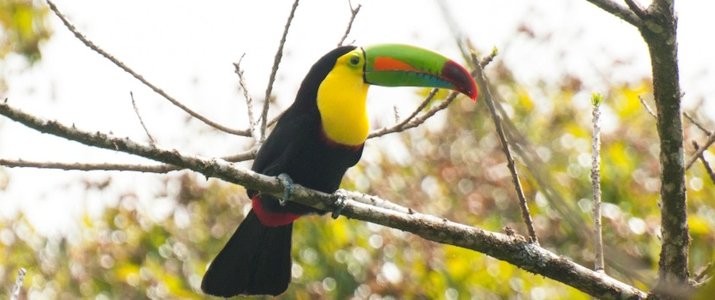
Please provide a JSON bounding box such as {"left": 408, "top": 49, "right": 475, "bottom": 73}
{"left": 260, "top": 0, "right": 300, "bottom": 142}
{"left": 130, "top": 92, "right": 156, "bottom": 145}
{"left": 266, "top": 110, "right": 285, "bottom": 129}
{"left": 221, "top": 148, "right": 258, "bottom": 163}
{"left": 684, "top": 112, "right": 713, "bottom": 135}
{"left": 337, "top": 0, "right": 362, "bottom": 46}
{"left": 469, "top": 52, "right": 538, "bottom": 244}
{"left": 624, "top": 0, "right": 648, "bottom": 20}
{"left": 234, "top": 54, "right": 260, "bottom": 140}
{"left": 591, "top": 93, "right": 605, "bottom": 273}
{"left": 686, "top": 132, "right": 715, "bottom": 170}
{"left": 691, "top": 141, "right": 715, "bottom": 184}
{"left": 684, "top": 112, "right": 715, "bottom": 175}
{"left": 694, "top": 262, "right": 714, "bottom": 285}
{"left": 0, "top": 101, "right": 648, "bottom": 299}
{"left": 0, "top": 159, "right": 179, "bottom": 173}
{"left": 45, "top": 0, "right": 250, "bottom": 137}
{"left": 583, "top": 0, "right": 643, "bottom": 27}
{"left": 0, "top": 147, "right": 258, "bottom": 173}
{"left": 368, "top": 90, "right": 458, "bottom": 139}
{"left": 10, "top": 268, "right": 25, "bottom": 300}
{"left": 639, "top": 95, "right": 657, "bottom": 118}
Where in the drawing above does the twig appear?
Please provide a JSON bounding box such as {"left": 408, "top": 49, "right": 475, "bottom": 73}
{"left": 692, "top": 141, "right": 715, "bottom": 184}
{"left": 694, "top": 262, "right": 713, "bottom": 285}
{"left": 469, "top": 52, "right": 538, "bottom": 244}
{"left": 266, "top": 110, "right": 285, "bottom": 129}
{"left": 221, "top": 148, "right": 259, "bottom": 163}
{"left": 583, "top": 0, "right": 643, "bottom": 27}
{"left": 130, "top": 92, "right": 156, "bottom": 145}
{"left": 0, "top": 100, "right": 648, "bottom": 299}
{"left": 233, "top": 54, "right": 259, "bottom": 141}
{"left": 260, "top": 0, "right": 300, "bottom": 142}
{"left": 45, "top": 0, "right": 250, "bottom": 137}
{"left": 0, "top": 147, "right": 258, "bottom": 173}
{"left": 337, "top": 0, "right": 362, "bottom": 46}
{"left": 0, "top": 159, "right": 180, "bottom": 173}
{"left": 624, "top": 0, "right": 648, "bottom": 20}
{"left": 686, "top": 132, "right": 715, "bottom": 170}
{"left": 369, "top": 88, "right": 439, "bottom": 138}
{"left": 591, "top": 93, "right": 605, "bottom": 273}
{"left": 368, "top": 90, "right": 457, "bottom": 139}
{"left": 639, "top": 95, "right": 657, "bottom": 118}
{"left": 10, "top": 268, "right": 26, "bottom": 300}
{"left": 479, "top": 47, "right": 499, "bottom": 68}
{"left": 683, "top": 112, "right": 713, "bottom": 135}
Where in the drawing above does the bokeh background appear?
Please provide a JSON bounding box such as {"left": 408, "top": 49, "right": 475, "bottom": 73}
{"left": 1, "top": 0, "right": 714, "bottom": 299}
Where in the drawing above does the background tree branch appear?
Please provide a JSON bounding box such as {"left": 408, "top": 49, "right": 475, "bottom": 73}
{"left": 588, "top": 0, "right": 691, "bottom": 296}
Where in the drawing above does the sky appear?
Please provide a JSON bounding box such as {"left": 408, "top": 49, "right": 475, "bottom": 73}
{"left": 1, "top": 0, "right": 713, "bottom": 235}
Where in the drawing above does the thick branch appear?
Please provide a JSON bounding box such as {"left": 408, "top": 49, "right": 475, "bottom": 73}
{"left": 0, "top": 100, "right": 646, "bottom": 300}
{"left": 637, "top": 0, "right": 690, "bottom": 293}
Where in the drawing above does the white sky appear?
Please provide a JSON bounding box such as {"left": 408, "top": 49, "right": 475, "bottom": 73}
{"left": 1, "top": 0, "right": 713, "bottom": 235}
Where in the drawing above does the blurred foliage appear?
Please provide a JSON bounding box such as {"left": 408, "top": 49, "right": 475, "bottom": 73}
{"left": 0, "top": 0, "right": 50, "bottom": 64}
{"left": 0, "top": 9, "right": 714, "bottom": 298}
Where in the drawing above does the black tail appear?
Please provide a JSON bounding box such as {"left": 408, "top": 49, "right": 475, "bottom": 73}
{"left": 201, "top": 210, "right": 293, "bottom": 297}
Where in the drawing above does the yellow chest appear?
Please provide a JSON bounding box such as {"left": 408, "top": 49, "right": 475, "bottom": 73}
{"left": 317, "top": 64, "right": 370, "bottom": 146}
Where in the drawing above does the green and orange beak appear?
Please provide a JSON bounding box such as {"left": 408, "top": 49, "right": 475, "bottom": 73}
{"left": 362, "top": 44, "right": 478, "bottom": 101}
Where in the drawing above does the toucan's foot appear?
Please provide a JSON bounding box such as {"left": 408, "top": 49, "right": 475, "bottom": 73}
{"left": 331, "top": 189, "right": 349, "bottom": 219}
{"left": 277, "top": 173, "right": 293, "bottom": 206}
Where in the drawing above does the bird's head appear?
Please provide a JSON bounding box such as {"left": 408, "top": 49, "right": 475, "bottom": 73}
{"left": 313, "top": 44, "right": 478, "bottom": 146}
{"left": 329, "top": 44, "right": 478, "bottom": 100}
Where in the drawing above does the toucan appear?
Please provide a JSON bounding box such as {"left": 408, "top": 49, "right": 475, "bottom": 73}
{"left": 201, "top": 44, "right": 478, "bottom": 297}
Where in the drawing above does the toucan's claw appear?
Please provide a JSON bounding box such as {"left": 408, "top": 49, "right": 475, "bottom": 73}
{"left": 331, "top": 189, "right": 349, "bottom": 219}
{"left": 278, "top": 173, "right": 293, "bottom": 206}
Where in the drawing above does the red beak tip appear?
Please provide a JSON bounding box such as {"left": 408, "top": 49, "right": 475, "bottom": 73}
{"left": 443, "top": 60, "right": 479, "bottom": 102}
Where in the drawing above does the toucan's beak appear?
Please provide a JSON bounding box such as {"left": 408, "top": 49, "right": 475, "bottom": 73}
{"left": 363, "top": 44, "right": 478, "bottom": 101}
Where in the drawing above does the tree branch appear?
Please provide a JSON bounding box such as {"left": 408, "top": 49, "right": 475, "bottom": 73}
{"left": 234, "top": 54, "right": 260, "bottom": 141}
{"left": 10, "top": 268, "right": 25, "bottom": 300}
{"left": 469, "top": 52, "right": 538, "bottom": 244}
{"left": 368, "top": 91, "right": 458, "bottom": 139}
{"left": 0, "top": 101, "right": 647, "bottom": 299}
{"left": 45, "top": 0, "right": 251, "bottom": 137}
{"left": 0, "top": 147, "right": 258, "bottom": 173}
{"left": 337, "top": 0, "right": 362, "bottom": 46}
{"left": 129, "top": 92, "right": 156, "bottom": 145}
{"left": 591, "top": 93, "right": 605, "bottom": 273}
{"left": 260, "top": 0, "right": 300, "bottom": 142}
{"left": 637, "top": 0, "right": 690, "bottom": 294}
{"left": 0, "top": 159, "right": 179, "bottom": 173}
{"left": 691, "top": 141, "right": 715, "bottom": 184}
{"left": 686, "top": 132, "right": 715, "bottom": 170}
{"left": 583, "top": 0, "right": 643, "bottom": 27}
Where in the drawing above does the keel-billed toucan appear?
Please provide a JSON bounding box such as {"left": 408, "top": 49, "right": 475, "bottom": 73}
{"left": 201, "top": 44, "right": 478, "bottom": 297}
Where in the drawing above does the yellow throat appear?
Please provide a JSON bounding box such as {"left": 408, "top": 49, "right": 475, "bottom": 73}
{"left": 317, "top": 49, "right": 370, "bottom": 146}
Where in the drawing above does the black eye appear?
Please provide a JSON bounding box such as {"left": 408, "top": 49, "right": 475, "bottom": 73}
{"left": 349, "top": 55, "right": 360, "bottom": 66}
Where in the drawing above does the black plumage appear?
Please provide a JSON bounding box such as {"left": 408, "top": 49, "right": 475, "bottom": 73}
{"left": 201, "top": 46, "right": 364, "bottom": 297}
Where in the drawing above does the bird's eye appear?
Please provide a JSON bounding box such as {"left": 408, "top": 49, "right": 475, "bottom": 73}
{"left": 349, "top": 55, "right": 360, "bottom": 66}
